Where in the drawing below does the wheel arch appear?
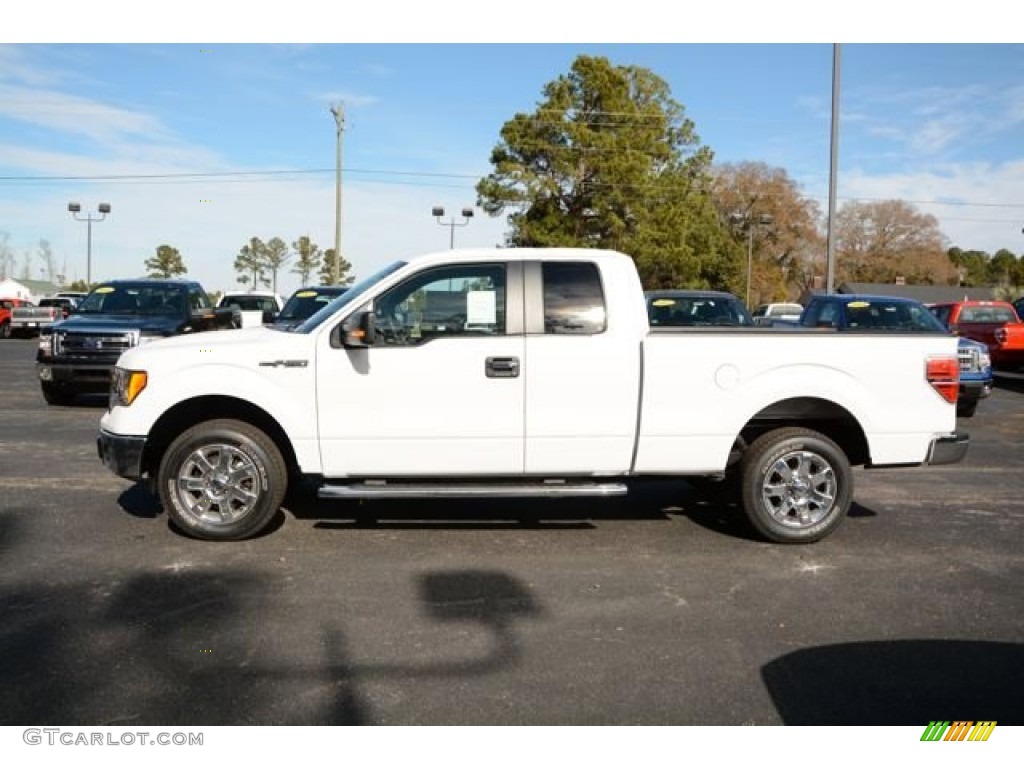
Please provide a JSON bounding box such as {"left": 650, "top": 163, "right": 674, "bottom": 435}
{"left": 736, "top": 396, "right": 870, "bottom": 468}
{"left": 141, "top": 395, "right": 299, "bottom": 481}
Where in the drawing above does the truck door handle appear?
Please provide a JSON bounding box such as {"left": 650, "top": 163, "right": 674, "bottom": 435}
{"left": 485, "top": 356, "right": 520, "bottom": 378}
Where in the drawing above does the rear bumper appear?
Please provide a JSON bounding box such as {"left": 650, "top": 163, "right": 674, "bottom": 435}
{"left": 926, "top": 431, "right": 970, "bottom": 465}
{"left": 97, "top": 429, "right": 147, "bottom": 480}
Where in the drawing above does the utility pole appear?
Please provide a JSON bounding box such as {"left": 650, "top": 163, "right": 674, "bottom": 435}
{"left": 825, "top": 43, "right": 841, "bottom": 294}
{"left": 330, "top": 102, "right": 345, "bottom": 286}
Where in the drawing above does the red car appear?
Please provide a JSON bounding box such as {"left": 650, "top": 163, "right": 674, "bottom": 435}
{"left": 0, "top": 297, "right": 32, "bottom": 339}
{"left": 930, "top": 300, "right": 1024, "bottom": 368}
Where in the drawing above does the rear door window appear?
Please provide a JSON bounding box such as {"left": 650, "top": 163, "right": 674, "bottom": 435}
{"left": 542, "top": 262, "right": 606, "bottom": 335}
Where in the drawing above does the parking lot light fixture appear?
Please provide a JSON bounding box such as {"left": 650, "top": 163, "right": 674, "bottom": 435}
{"left": 433, "top": 206, "right": 474, "bottom": 249}
{"left": 68, "top": 202, "right": 112, "bottom": 287}
{"left": 730, "top": 210, "right": 774, "bottom": 309}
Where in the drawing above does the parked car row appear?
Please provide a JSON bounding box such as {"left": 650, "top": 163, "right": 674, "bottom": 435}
{"left": 0, "top": 292, "right": 86, "bottom": 338}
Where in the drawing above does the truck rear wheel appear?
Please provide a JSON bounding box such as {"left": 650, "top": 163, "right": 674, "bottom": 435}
{"left": 739, "top": 427, "right": 852, "bottom": 543}
{"left": 0, "top": 321, "right": 9, "bottom": 339}
{"left": 158, "top": 419, "right": 287, "bottom": 541}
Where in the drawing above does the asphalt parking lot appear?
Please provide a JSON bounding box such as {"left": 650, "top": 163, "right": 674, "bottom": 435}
{"left": 0, "top": 337, "right": 1021, "bottom": 726}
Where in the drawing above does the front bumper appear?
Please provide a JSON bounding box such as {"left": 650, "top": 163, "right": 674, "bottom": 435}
{"left": 960, "top": 378, "right": 992, "bottom": 401}
{"left": 926, "top": 431, "right": 970, "bottom": 466}
{"left": 38, "top": 360, "right": 118, "bottom": 392}
{"left": 97, "top": 428, "right": 147, "bottom": 480}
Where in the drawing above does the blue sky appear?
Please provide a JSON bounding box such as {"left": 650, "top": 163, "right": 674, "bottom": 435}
{"left": 2, "top": 15, "right": 1023, "bottom": 295}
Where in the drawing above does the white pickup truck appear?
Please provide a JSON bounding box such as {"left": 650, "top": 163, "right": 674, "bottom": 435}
{"left": 97, "top": 248, "right": 968, "bottom": 543}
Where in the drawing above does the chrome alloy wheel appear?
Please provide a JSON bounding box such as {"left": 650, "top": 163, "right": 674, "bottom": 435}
{"left": 173, "top": 443, "right": 261, "bottom": 525}
{"left": 760, "top": 450, "right": 837, "bottom": 529}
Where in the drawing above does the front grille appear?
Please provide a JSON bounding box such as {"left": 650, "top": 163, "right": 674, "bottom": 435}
{"left": 957, "top": 346, "right": 980, "bottom": 373}
{"left": 55, "top": 330, "right": 136, "bottom": 358}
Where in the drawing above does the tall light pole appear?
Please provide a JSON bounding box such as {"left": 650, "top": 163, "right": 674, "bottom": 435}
{"left": 67, "top": 202, "right": 111, "bottom": 286}
{"left": 432, "top": 206, "right": 474, "bottom": 248}
{"left": 330, "top": 102, "right": 345, "bottom": 285}
{"left": 825, "top": 43, "right": 842, "bottom": 294}
{"left": 730, "top": 210, "right": 774, "bottom": 309}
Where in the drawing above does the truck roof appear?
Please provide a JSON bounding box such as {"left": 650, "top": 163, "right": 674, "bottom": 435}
{"left": 403, "top": 247, "right": 632, "bottom": 268}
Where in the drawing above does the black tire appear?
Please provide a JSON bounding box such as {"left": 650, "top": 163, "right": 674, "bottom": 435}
{"left": 739, "top": 427, "right": 853, "bottom": 544}
{"left": 40, "top": 382, "right": 75, "bottom": 406}
{"left": 957, "top": 399, "right": 978, "bottom": 418}
{"left": 0, "top": 321, "right": 10, "bottom": 339}
{"left": 158, "top": 419, "right": 288, "bottom": 541}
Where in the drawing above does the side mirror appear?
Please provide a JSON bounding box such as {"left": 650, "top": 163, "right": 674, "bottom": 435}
{"left": 341, "top": 311, "right": 376, "bottom": 348}
{"left": 262, "top": 309, "right": 278, "bottom": 324}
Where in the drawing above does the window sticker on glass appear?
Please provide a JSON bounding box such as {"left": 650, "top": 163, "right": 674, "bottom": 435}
{"left": 652, "top": 299, "right": 676, "bottom": 307}
{"left": 467, "top": 290, "right": 497, "bottom": 324}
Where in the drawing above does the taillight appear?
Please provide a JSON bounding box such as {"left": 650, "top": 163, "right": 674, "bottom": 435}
{"left": 926, "top": 357, "right": 959, "bottom": 404}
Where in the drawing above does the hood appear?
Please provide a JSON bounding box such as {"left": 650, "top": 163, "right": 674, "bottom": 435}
{"left": 118, "top": 325, "right": 309, "bottom": 370}
{"left": 55, "top": 313, "right": 185, "bottom": 335}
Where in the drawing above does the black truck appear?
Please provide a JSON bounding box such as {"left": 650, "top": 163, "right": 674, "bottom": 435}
{"left": 36, "top": 279, "right": 236, "bottom": 405}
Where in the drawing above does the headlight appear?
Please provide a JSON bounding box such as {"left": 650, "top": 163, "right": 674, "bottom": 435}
{"left": 979, "top": 350, "right": 991, "bottom": 369}
{"left": 38, "top": 333, "right": 52, "bottom": 356}
{"left": 110, "top": 367, "right": 148, "bottom": 408}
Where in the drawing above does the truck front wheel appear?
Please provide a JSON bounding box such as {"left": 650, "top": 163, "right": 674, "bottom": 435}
{"left": 739, "top": 427, "right": 853, "bottom": 543}
{"left": 158, "top": 419, "right": 288, "bottom": 541}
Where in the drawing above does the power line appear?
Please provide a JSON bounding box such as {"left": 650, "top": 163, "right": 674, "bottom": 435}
{"left": 2, "top": 165, "right": 1023, "bottom": 221}
{"left": 0, "top": 167, "right": 480, "bottom": 182}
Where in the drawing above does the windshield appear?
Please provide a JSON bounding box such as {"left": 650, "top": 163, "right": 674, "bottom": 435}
{"left": 647, "top": 293, "right": 754, "bottom": 327}
{"left": 220, "top": 295, "right": 279, "bottom": 313}
{"left": 278, "top": 288, "right": 348, "bottom": 322}
{"left": 958, "top": 305, "right": 1018, "bottom": 324}
{"left": 76, "top": 283, "right": 189, "bottom": 315}
{"left": 852, "top": 300, "right": 948, "bottom": 332}
{"left": 287, "top": 261, "right": 407, "bottom": 333}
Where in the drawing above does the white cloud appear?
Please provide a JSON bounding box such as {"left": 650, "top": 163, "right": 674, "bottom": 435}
{"left": 841, "top": 161, "right": 1024, "bottom": 253}
{"left": 908, "top": 115, "right": 967, "bottom": 155}
{"left": 314, "top": 90, "right": 380, "bottom": 108}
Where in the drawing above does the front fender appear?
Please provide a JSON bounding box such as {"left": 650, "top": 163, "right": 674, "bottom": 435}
{"left": 101, "top": 360, "right": 320, "bottom": 472}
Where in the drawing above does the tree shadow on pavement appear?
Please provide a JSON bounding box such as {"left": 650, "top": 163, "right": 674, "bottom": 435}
{"left": 0, "top": 565, "right": 543, "bottom": 726}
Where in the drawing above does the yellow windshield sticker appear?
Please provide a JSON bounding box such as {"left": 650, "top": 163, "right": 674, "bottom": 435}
{"left": 847, "top": 301, "right": 870, "bottom": 308}
{"left": 94, "top": 286, "right": 115, "bottom": 294}
{"left": 296, "top": 290, "right": 317, "bottom": 298}
{"left": 652, "top": 299, "right": 676, "bottom": 307}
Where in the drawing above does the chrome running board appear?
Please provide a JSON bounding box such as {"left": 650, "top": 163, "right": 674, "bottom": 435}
{"left": 318, "top": 480, "right": 628, "bottom": 500}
